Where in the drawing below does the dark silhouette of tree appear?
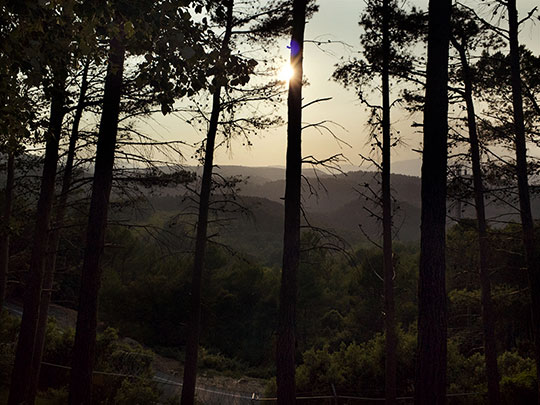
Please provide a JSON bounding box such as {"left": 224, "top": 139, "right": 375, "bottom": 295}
{"left": 28, "top": 60, "right": 91, "bottom": 402}
{"left": 0, "top": 0, "right": 47, "bottom": 319}
{"left": 180, "top": 2, "right": 312, "bottom": 402}
{"left": 471, "top": 48, "right": 540, "bottom": 194}
{"left": 3, "top": 3, "right": 104, "bottom": 402}
{"left": 449, "top": 7, "right": 501, "bottom": 404}
{"left": 506, "top": 0, "right": 540, "bottom": 402}
{"left": 333, "top": 2, "right": 425, "bottom": 401}
{"left": 68, "top": 24, "right": 126, "bottom": 404}
{"left": 462, "top": 0, "right": 540, "bottom": 398}
{"left": 8, "top": 67, "right": 68, "bottom": 405}
{"left": 0, "top": 149, "right": 15, "bottom": 313}
{"left": 180, "top": 2, "right": 235, "bottom": 404}
{"left": 0, "top": 75, "right": 33, "bottom": 314}
{"left": 414, "top": 0, "right": 451, "bottom": 404}
{"left": 381, "top": 0, "right": 396, "bottom": 401}
{"left": 5, "top": 5, "right": 73, "bottom": 399}
{"left": 68, "top": 1, "right": 210, "bottom": 401}
{"left": 277, "top": 0, "right": 307, "bottom": 403}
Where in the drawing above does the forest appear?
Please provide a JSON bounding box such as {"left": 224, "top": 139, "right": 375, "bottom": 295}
{"left": 0, "top": 0, "right": 540, "bottom": 404}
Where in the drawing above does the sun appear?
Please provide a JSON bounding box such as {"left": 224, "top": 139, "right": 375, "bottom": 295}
{"left": 278, "top": 63, "right": 294, "bottom": 83}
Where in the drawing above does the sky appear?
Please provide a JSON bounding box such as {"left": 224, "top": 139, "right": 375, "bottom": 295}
{"left": 139, "top": 0, "right": 540, "bottom": 172}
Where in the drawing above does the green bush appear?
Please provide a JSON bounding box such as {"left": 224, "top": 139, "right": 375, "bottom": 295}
{"left": 198, "top": 347, "right": 247, "bottom": 376}
{"left": 498, "top": 351, "right": 537, "bottom": 404}
{"left": 0, "top": 310, "right": 20, "bottom": 342}
{"left": 43, "top": 319, "right": 74, "bottom": 364}
{"left": 293, "top": 331, "right": 538, "bottom": 402}
{"left": 500, "top": 370, "right": 537, "bottom": 405}
{"left": 447, "top": 341, "right": 485, "bottom": 395}
{"left": 114, "top": 379, "right": 159, "bottom": 405}
{"left": 295, "top": 326, "right": 417, "bottom": 397}
{"left": 0, "top": 314, "right": 160, "bottom": 403}
{"left": 498, "top": 351, "right": 535, "bottom": 377}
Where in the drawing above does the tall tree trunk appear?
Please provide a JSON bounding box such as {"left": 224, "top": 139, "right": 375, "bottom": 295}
{"left": 0, "top": 149, "right": 15, "bottom": 314}
{"left": 507, "top": 1, "right": 540, "bottom": 402}
{"left": 381, "top": 0, "right": 397, "bottom": 403}
{"left": 68, "top": 34, "right": 125, "bottom": 405}
{"left": 276, "top": 1, "right": 306, "bottom": 404}
{"left": 180, "top": 2, "right": 234, "bottom": 404}
{"left": 8, "top": 70, "right": 67, "bottom": 405}
{"left": 453, "top": 38, "right": 501, "bottom": 405}
{"left": 414, "top": 0, "right": 451, "bottom": 403}
{"left": 28, "top": 60, "right": 90, "bottom": 404}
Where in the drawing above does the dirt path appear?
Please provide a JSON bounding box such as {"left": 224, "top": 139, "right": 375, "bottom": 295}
{"left": 152, "top": 352, "right": 266, "bottom": 395}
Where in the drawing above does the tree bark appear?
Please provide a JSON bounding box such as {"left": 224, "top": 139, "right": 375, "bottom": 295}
{"left": 0, "top": 149, "right": 15, "bottom": 314}
{"left": 68, "top": 35, "right": 125, "bottom": 405}
{"left": 8, "top": 70, "right": 67, "bottom": 405}
{"left": 453, "top": 37, "right": 501, "bottom": 405}
{"left": 276, "top": 1, "right": 306, "bottom": 404}
{"left": 414, "top": 0, "right": 451, "bottom": 403}
{"left": 28, "top": 60, "right": 90, "bottom": 404}
{"left": 381, "top": 0, "right": 397, "bottom": 403}
{"left": 180, "top": 2, "right": 234, "bottom": 404}
{"left": 507, "top": 1, "right": 540, "bottom": 402}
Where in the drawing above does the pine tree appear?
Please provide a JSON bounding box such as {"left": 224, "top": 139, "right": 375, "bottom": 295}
{"left": 276, "top": 0, "right": 307, "bottom": 403}
{"left": 415, "top": 0, "right": 451, "bottom": 403}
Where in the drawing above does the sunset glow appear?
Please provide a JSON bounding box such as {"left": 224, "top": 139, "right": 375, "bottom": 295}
{"left": 278, "top": 62, "right": 294, "bottom": 83}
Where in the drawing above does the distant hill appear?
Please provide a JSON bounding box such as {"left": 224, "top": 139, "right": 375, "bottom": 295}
{"left": 391, "top": 159, "right": 422, "bottom": 177}
{"left": 142, "top": 164, "right": 540, "bottom": 266}
{"left": 234, "top": 170, "right": 423, "bottom": 244}
{"left": 349, "top": 159, "right": 422, "bottom": 177}
{"left": 143, "top": 169, "right": 424, "bottom": 267}
{"left": 186, "top": 165, "right": 288, "bottom": 184}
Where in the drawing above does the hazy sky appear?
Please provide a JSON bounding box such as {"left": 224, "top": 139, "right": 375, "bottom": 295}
{"left": 140, "top": 0, "right": 540, "bottom": 170}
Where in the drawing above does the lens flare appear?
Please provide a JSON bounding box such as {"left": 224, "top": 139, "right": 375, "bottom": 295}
{"left": 278, "top": 63, "right": 294, "bottom": 83}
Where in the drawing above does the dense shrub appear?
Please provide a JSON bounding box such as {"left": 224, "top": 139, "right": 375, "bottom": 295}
{"left": 498, "top": 351, "right": 537, "bottom": 404}
{"left": 114, "top": 379, "right": 160, "bottom": 405}
{"left": 293, "top": 328, "right": 536, "bottom": 403}
{"left": 0, "top": 312, "right": 160, "bottom": 403}
{"left": 296, "top": 326, "right": 416, "bottom": 397}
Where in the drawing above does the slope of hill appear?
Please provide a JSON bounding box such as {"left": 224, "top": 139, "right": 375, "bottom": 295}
{"left": 186, "top": 165, "right": 287, "bottom": 184}
{"left": 130, "top": 164, "right": 540, "bottom": 266}
{"left": 232, "top": 170, "right": 423, "bottom": 243}
{"left": 141, "top": 170, "right": 424, "bottom": 266}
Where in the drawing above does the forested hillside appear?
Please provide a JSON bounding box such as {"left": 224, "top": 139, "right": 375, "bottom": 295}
{"left": 1, "top": 0, "right": 540, "bottom": 404}
{"left": 3, "top": 164, "right": 540, "bottom": 402}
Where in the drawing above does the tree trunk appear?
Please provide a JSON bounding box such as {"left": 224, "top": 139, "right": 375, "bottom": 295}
{"left": 180, "top": 2, "right": 234, "bottom": 404}
{"left": 414, "top": 0, "right": 451, "bottom": 403}
{"left": 507, "top": 1, "right": 540, "bottom": 403}
{"left": 276, "top": 1, "right": 306, "bottom": 404}
{"left": 28, "top": 60, "right": 90, "bottom": 404}
{"left": 68, "top": 34, "right": 125, "bottom": 405}
{"left": 381, "top": 0, "right": 397, "bottom": 403}
{"left": 0, "top": 149, "right": 15, "bottom": 314}
{"left": 454, "top": 38, "right": 501, "bottom": 405}
{"left": 8, "top": 70, "right": 67, "bottom": 405}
